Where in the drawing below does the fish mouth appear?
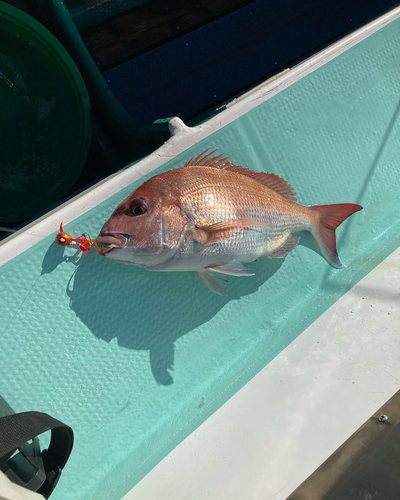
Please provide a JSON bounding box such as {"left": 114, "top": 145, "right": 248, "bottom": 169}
{"left": 96, "top": 233, "right": 127, "bottom": 255}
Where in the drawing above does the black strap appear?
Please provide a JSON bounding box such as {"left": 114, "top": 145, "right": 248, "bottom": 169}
{"left": 0, "top": 411, "right": 74, "bottom": 498}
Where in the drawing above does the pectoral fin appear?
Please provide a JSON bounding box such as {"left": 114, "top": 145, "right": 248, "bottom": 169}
{"left": 196, "top": 220, "right": 267, "bottom": 246}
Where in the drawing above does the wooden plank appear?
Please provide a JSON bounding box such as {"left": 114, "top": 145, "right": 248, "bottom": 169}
{"left": 81, "top": 0, "right": 253, "bottom": 70}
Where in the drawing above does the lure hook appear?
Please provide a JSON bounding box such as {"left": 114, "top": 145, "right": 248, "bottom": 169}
{"left": 55, "top": 222, "right": 102, "bottom": 254}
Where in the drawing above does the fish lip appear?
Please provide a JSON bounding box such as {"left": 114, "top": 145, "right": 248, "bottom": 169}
{"left": 96, "top": 233, "right": 127, "bottom": 255}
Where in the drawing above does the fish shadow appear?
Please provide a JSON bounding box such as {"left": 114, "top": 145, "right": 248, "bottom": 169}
{"left": 50, "top": 249, "right": 284, "bottom": 386}
{"left": 298, "top": 231, "right": 324, "bottom": 260}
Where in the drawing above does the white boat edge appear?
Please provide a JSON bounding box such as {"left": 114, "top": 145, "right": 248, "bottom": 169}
{"left": 1, "top": 5, "right": 400, "bottom": 266}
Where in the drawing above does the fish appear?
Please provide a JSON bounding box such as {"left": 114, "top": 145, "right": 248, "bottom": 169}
{"left": 97, "top": 150, "right": 363, "bottom": 295}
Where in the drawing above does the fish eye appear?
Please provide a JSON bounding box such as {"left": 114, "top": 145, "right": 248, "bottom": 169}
{"left": 129, "top": 198, "right": 148, "bottom": 216}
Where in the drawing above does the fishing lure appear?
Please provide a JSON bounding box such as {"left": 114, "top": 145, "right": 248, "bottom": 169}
{"left": 55, "top": 222, "right": 102, "bottom": 254}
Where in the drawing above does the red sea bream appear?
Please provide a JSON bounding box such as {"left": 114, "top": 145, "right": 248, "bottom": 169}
{"left": 97, "top": 151, "right": 363, "bottom": 294}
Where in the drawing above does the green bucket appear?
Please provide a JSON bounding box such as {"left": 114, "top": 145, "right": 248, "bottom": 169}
{"left": 0, "top": 2, "right": 91, "bottom": 224}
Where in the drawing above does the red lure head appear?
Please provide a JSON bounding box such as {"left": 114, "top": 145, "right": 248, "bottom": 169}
{"left": 55, "top": 222, "right": 101, "bottom": 254}
{"left": 55, "top": 222, "right": 73, "bottom": 246}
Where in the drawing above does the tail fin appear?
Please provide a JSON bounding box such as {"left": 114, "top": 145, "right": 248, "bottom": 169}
{"left": 310, "top": 203, "right": 363, "bottom": 268}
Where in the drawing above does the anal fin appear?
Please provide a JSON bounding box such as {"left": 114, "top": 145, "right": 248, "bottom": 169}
{"left": 268, "top": 235, "right": 300, "bottom": 258}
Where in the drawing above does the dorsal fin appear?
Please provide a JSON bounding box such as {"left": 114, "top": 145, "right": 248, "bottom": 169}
{"left": 184, "top": 149, "right": 231, "bottom": 169}
{"left": 184, "top": 149, "right": 297, "bottom": 202}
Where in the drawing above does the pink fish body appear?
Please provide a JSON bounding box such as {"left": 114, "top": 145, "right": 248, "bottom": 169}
{"left": 97, "top": 151, "right": 362, "bottom": 294}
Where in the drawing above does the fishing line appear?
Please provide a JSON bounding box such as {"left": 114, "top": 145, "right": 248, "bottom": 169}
{"left": 0, "top": 273, "right": 42, "bottom": 340}
{"left": 0, "top": 223, "right": 102, "bottom": 339}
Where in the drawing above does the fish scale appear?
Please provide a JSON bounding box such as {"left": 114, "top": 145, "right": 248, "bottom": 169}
{"left": 170, "top": 167, "right": 308, "bottom": 267}
{"left": 97, "top": 151, "right": 363, "bottom": 294}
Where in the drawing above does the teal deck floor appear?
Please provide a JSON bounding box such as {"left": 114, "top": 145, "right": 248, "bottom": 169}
{"left": 1, "top": 19, "right": 400, "bottom": 500}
